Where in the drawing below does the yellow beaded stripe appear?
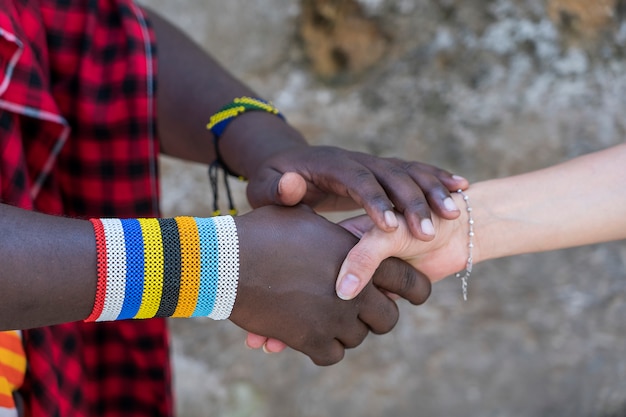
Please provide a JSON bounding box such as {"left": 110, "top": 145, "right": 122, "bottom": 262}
{"left": 207, "top": 107, "right": 246, "bottom": 128}
{"left": 135, "top": 218, "right": 165, "bottom": 319}
{"left": 206, "top": 97, "right": 281, "bottom": 132}
{"left": 233, "top": 96, "right": 280, "bottom": 113}
{"left": 172, "top": 216, "right": 202, "bottom": 317}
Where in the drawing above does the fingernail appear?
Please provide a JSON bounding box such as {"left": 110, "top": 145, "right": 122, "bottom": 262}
{"left": 337, "top": 274, "right": 360, "bottom": 300}
{"left": 421, "top": 218, "right": 435, "bottom": 236}
{"left": 452, "top": 174, "right": 467, "bottom": 182}
{"left": 262, "top": 344, "right": 272, "bottom": 354}
{"left": 384, "top": 210, "right": 398, "bottom": 229}
{"left": 443, "top": 197, "right": 459, "bottom": 212}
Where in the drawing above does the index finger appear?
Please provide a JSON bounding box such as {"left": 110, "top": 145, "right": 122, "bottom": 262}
{"left": 310, "top": 159, "right": 399, "bottom": 234}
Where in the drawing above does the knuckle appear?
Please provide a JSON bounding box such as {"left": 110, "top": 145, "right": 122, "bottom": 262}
{"left": 366, "top": 193, "right": 393, "bottom": 211}
{"left": 387, "top": 166, "right": 409, "bottom": 178}
{"left": 399, "top": 160, "right": 418, "bottom": 171}
{"left": 403, "top": 159, "right": 434, "bottom": 173}
{"left": 344, "top": 168, "right": 393, "bottom": 211}
{"left": 374, "top": 304, "right": 399, "bottom": 334}
{"left": 398, "top": 266, "right": 418, "bottom": 294}
{"left": 353, "top": 167, "right": 374, "bottom": 182}
{"left": 409, "top": 171, "right": 440, "bottom": 189}
{"left": 343, "top": 327, "right": 368, "bottom": 349}
{"left": 314, "top": 349, "right": 345, "bottom": 366}
{"left": 376, "top": 258, "right": 431, "bottom": 305}
{"left": 404, "top": 198, "right": 430, "bottom": 215}
{"left": 399, "top": 263, "right": 432, "bottom": 305}
{"left": 414, "top": 280, "right": 432, "bottom": 305}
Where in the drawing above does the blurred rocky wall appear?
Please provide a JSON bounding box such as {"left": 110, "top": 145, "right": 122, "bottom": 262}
{"left": 144, "top": 0, "right": 626, "bottom": 416}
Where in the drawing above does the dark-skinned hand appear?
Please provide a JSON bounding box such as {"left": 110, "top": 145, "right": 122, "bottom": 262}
{"left": 230, "top": 204, "right": 431, "bottom": 365}
{"left": 216, "top": 113, "right": 457, "bottom": 355}
{"left": 245, "top": 145, "right": 468, "bottom": 240}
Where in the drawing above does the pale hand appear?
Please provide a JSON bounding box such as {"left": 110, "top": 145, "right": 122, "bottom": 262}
{"left": 335, "top": 210, "right": 469, "bottom": 300}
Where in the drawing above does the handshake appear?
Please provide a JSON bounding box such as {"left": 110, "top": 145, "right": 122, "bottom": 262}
{"left": 228, "top": 165, "right": 470, "bottom": 366}
{"left": 229, "top": 204, "right": 434, "bottom": 366}
{"left": 233, "top": 143, "right": 626, "bottom": 365}
{"left": 84, "top": 142, "right": 623, "bottom": 367}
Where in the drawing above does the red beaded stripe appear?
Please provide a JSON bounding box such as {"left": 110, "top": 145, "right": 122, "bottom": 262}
{"left": 86, "top": 219, "right": 108, "bottom": 322}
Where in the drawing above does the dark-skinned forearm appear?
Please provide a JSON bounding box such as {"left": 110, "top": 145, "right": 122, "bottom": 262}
{"left": 0, "top": 204, "right": 96, "bottom": 330}
{"left": 146, "top": 9, "right": 307, "bottom": 177}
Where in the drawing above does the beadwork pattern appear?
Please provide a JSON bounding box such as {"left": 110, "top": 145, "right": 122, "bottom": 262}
{"left": 155, "top": 218, "right": 181, "bottom": 318}
{"left": 100, "top": 218, "right": 127, "bottom": 321}
{"left": 87, "top": 215, "right": 240, "bottom": 322}
{"left": 206, "top": 96, "right": 284, "bottom": 137}
{"left": 87, "top": 219, "right": 108, "bottom": 322}
{"left": 173, "top": 216, "right": 201, "bottom": 317}
{"left": 205, "top": 97, "right": 285, "bottom": 219}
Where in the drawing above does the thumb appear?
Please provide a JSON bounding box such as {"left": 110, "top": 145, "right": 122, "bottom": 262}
{"left": 247, "top": 171, "right": 307, "bottom": 208}
{"left": 335, "top": 230, "right": 397, "bottom": 300}
{"left": 276, "top": 172, "right": 307, "bottom": 206}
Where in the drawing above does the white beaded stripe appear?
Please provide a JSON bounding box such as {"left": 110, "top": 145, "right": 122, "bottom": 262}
{"left": 208, "top": 215, "right": 240, "bottom": 320}
{"left": 98, "top": 218, "right": 127, "bottom": 321}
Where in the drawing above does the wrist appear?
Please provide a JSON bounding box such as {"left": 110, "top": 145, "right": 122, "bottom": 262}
{"left": 450, "top": 189, "right": 483, "bottom": 266}
{"left": 452, "top": 190, "right": 476, "bottom": 300}
{"left": 218, "top": 111, "right": 308, "bottom": 179}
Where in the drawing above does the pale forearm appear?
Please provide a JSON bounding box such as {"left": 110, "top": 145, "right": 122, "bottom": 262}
{"left": 336, "top": 145, "right": 626, "bottom": 297}
{"left": 0, "top": 204, "right": 96, "bottom": 330}
{"left": 469, "top": 143, "right": 626, "bottom": 263}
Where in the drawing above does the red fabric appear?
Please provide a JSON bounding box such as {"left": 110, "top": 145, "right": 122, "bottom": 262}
{"left": 0, "top": 0, "right": 173, "bottom": 415}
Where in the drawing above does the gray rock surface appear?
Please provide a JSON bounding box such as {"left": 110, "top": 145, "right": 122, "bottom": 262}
{"left": 146, "top": 0, "right": 626, "bottom": 415}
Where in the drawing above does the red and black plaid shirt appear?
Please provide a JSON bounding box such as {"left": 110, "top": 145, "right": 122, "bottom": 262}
{"left": 1, "top": 0, "right": 173, "bottom": 415}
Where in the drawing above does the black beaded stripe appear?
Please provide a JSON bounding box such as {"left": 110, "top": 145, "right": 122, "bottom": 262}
{"left": 155, "top": 218, "right": 182, "bottom": 317}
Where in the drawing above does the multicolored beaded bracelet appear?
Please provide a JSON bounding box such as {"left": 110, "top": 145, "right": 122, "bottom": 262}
{"left": 206, "top": 97, "right": 286, "bottom": 216}
{"left": 85, "top": 215, "right": 239, "bottom": 322}
{"left": 207, "top": 97, "right": 285, "bottom": 139}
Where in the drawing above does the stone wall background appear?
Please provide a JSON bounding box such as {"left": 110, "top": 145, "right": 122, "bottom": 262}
{"left": 143, "top": 1, "right": 626, "bottom": 416}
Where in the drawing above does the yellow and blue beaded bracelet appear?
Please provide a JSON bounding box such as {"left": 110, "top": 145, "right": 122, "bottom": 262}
{"left": 207, "top": 97, "right": 284, "bottom": 139}
{"left": 206, "top": 97, "right": 285, "bottom": 216}
{"left": 206, "top": 96, "right": 285, "bottom": 179}
{"left": 86, "top": 215, "right": 239, "bottom": 322}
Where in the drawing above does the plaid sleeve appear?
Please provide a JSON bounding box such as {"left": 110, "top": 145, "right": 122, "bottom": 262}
{"left": 1, "top": 0, "right": 173, "bottom": 416}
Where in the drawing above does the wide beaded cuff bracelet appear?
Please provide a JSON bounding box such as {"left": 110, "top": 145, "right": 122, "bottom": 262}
{"left": 86, "top": 215, "right": 239, "bottom": 322}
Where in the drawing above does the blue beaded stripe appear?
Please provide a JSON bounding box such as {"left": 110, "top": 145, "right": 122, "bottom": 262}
{"left": 210, "top": 118, "right": 234, "bottom": 138}
{"left": 208, "top": 98, "right": 285, "bottom": 137}
{"left": 191, "top": 217, "right": 219, "bottom": 317}
{"left": 117, "top": 218, "right": 145, "bottom": 320}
